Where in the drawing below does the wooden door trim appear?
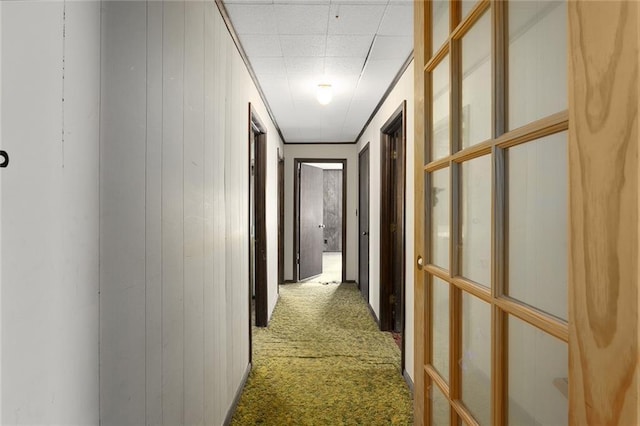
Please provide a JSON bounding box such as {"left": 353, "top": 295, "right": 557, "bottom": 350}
{"left": 379, "top": 101, "right": 407, "bottom": 351}
{"left": 249, "top": 103, "right": 268, "bottom": 329}
{"left": 358, "top": 143, "right": 371, "bottom": 299}
{"left": 293, "top": 158, "right": 347, "bottom": 283}
{"left": 278, "top": 149, "right": 284, "bottom": 288}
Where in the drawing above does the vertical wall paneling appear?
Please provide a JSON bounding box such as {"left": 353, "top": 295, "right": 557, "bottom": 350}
{"left": 183, "top": 2, "right": 206, "bottom": 424}
{"left": 100, "top": 2, "right": 148, "bottom": 423}
{"left": 568, "top": 1, "right": 639, "bottom": 424}
{"left": 146, "top": 1, "right": 164, "bottom": 423}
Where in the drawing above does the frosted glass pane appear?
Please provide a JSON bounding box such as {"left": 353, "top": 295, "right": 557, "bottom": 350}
{"left": 461, "top": 11, "right": 491, "bottom": 148}
{"left": 461, "top": 293, "right": 491, "bottom": 425}
{"left": 508, "top": 316, "right": 568, "bottom": 426}
{"left": 461, "top": 0, "right": 476, "bottom": 18}
{"left": 431, "top": 382, "right": 450, "bottom": 426}
{"left": 432, "top": 56, "right": 450, "bottom": 161}
{"left": 508, "top": 132, "right": 568, "bottom": 320}
{"left": 461, "top": 156, "right": 491, "bottom": 287}
{"left": 509, "top": 0, "right": 567, "bottom": 130}
{"left": 432, "top": 1, "right": 449, "bottom": 54}
{"left": 431, "top": 168, "right": 449, "bottom": 269}
{"left": 432, "top": 277, "right": 450, "bottom": 382}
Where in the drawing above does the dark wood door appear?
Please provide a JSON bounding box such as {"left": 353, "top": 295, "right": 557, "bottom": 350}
{"left": 359, "top": 146, "right": 370, "bottom": 301}
{"left": 278, "top": 156, "right": 284, "bottom": 286}
{"left": 390, "top": 127, "right": 404, "bottom": 333}
{"left": 299, "top": 163, "right": 324, "bottom": 280}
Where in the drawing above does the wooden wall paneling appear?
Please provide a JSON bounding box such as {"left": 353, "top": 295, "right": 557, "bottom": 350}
{"left": 145, "top": 1, "right": 164, "bottom": 423}
{"left": 414, "top": 0, "right": 426, "bottom": 424}
{"left": 184, "top": 2, "right": 206, "bottom": 423}
{"left": 568, "top": 1, "right": 639, "bottom": 424}
{"left": 162, "top": 1, "right": 185, "bottom": 423}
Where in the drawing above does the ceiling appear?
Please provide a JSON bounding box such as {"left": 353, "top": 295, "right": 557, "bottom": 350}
{"left": 221, "top": 0, "right": 414, "bottom": 143}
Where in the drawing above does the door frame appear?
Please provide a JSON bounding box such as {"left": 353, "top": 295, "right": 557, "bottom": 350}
{"left": 358, "top": 143, "right": 371, "bottom": 301}
{"left": 278, "top": 149, "right": 285, "bottom": 287}
{"left": 248, "top": 103, "right": 268, "bottom": 330}
{"left": 379, "top": 101, "right": 407, "bottom": 364}
{"left": 293, "top": 158, "right": 347, "bottom": 283}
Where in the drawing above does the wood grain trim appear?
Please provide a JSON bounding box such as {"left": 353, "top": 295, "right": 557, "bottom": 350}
{"left": 425, "top": 43, "right": 450, "bottom": 73}
{"left": 425, "top": 364, "right": 450, "bottom": 397}
{"left": 451, "top": 399, "right": 480, "bottom": 426}
{"left": 451, "top": 276, "right": 492, "bottom": 304}
{"left": 568, "top": 2, "right": 639, "bottom": 424}
{"left": 424, "top": 157, "right": 450, "bottom": 173}
{"left": 496, "top": 110, "right": 568, "bottom": 149}
{"left": 451, "top": 143, "right": 492, "bottom": 163}
{"left": 451, "top": 0, "right": 490, "bottom": 41}
{"left": 424, "top": 264, "right": 450, "bottom": 282}
{"left": 496, "top": 296, "right": 568, "bottom": 342}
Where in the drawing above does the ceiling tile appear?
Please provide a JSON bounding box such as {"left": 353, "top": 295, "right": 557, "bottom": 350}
{"left": 279, "top": 35, "right": 326, "bottom": 57}
{"left": 330, "top": 0, "right": 387, "bottom": 4}
{"left": 325, "top": 35, "right": 373, "bottom": 57}
{"left": 284, "top": 57, "right": 325, "bottom": 75}
{"left": 324, "top": 57, "right": 365, "bottom": 76}
{"left": 224, "top": 4, "right": 278, "bottom": 34}
{"left": 328, "top": 4, "right": 387, "bottom": 35}
{"left": 225, "top": 0, "right": 273, "bottom": 3}
{"left": 250, "top": 57, "right": 287, "bottom": 74}
{"left": 369, "top": 36, "right": 413, "bottom": 60}
{"left": 378, "top": 4, "right": 413, "bottom": 36}
{"left": 238, "top": 35, "right": 282, "bottom": 57}
{"left": 274, "top": 4, "right": 330, "bottom": 35}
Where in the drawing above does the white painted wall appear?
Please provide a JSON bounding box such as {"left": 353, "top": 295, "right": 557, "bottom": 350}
{"left": 356, "top": 61, "right": 415, "bottom": 383}
{"left": 283, "top": 144, "right": 358, "bottom": 282}
{"left": 99, "top": 2, "right": 282, "bottom": 425}
{"left": 0, "top": 1, "right": 101, "bottom": 423}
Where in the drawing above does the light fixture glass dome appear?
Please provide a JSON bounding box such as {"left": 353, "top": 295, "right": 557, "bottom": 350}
{"left": 316, "top": 84, "right": 333, "bottom": 105}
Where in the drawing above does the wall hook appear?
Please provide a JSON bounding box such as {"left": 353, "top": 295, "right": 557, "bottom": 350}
{"left": 0, "top": 151, "right": 8, "bottom": 168}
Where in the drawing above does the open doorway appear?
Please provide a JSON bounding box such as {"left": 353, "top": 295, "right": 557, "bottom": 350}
{"left": 379, "top": 101, "right": 406, "bottom": 370}
{"left": 293, "top": 159, "right": 347, "bottom": 284}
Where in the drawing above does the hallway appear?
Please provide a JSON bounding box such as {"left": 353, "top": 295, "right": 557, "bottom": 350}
{"left": 232, "top": 283, "right": 413, "bottom": 424}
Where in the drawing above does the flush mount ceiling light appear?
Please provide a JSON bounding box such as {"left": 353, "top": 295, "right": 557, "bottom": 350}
{"left": 316, "top": 84, "right": 333, "bottom": 105}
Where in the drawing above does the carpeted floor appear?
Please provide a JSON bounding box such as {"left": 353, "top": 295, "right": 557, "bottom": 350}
{"left": 231, "top": 282, "right": 414, "bottom": 425}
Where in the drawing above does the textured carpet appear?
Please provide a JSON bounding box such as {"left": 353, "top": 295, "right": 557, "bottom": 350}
{"left": 231, "top": 283, "right": 414, "bottom": 425}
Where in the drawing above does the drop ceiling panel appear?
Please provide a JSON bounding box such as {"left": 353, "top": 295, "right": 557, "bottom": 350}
{"left": 274, "top": 4, "right": 330, "bottom": 35}
{"left": 223, "top": 4, "right": 278, "bottom": 34}
{"left": 378, "top": 4, "right": 413, "bottom": 36}
{"left": 369, "top": 36, "right": 413, "bottom": 60}
{"left": 222, "top": 0, "right": 413, "bottom": 143}
{"left": 240, "top": 35, "right": 282, "bottom": 57}
{"left": 325, "top": 35, "right": 373, "bottom": 57}
{"left": 279, "top": 35, "right": 326, "bottom": 57}
{"left": 327, "top": 4, "right": 387, "bottom": 35}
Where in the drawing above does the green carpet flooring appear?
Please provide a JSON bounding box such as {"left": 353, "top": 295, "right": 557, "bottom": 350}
{"left": 231, "top": 282, "right": 414, "bottom": 425}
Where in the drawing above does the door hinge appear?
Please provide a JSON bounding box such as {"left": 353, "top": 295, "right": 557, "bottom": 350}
{"left": 390, "top": 223, "right": 397, "bottom": 233}
{"left": 392, "top": 150, "right": 397, "bottom": 160}
{"left": 389, "top": 294, "right": 396, "bottom": 304}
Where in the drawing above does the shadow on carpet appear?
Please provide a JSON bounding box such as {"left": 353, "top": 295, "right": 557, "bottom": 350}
{"left": 231, "top": 282, "right": 414, "bottom": 425}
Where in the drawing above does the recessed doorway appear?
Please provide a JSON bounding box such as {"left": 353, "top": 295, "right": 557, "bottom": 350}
{"left": 293, "top": 159, "right": 347, "bottom": 284}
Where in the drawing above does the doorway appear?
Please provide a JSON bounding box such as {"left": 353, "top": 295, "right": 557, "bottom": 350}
{"left": 379, "top": 102, "right": 406, "bottom": 366}
{"left": 249, "top": 104, "right": 268, "bottom": 330}
{"left": 293, "top": 159, "right": 347, "bottom": 284}
{"left": 358, "top": 144, "right": 370, "bottom": 302}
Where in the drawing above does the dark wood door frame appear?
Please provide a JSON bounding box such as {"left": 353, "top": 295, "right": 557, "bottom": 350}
{"left": 293, "top": 158, "right": 347, "bottom": 283}
{"left": 379, "top": 101, "right": 407, "bottom": 368}
{"left": 278, "top": 149, "right": 284, "bottom": 288}
{"left": 358, "top": 143, "right": 370, "bottom": 301}
{"left": 249, "top": 103, "right": 268, "bottom": 330}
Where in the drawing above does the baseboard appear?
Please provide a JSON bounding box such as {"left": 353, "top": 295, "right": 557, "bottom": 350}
{"left": 223, "top": 362, "right": 252, "bottom": 426}
{"left": 344, "top": 279, "right": 357, "bottom": 285}
{"left": 403, "top": 369, "right": 414, "bottom": 394}
{"left": 366, "top": 302, "right": 380, "bottom": 327}
{"left": 283, "top": 280, "right": 297, "bottom": 284}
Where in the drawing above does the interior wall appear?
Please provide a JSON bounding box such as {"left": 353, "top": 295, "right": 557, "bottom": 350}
{"left": 323, "top": 170, "right": 343, "bottom": 252}
{"left": 0, "top": 1, "right": 101, "bottom": 423}
{"left": 284, "top": 145, "right": 358, "bottom": 281}
{"left": 99, "top": 1, "right": 282, "bottom": 425}
{"left": 356, "top": 61, "right": 415, "bottom": 382}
